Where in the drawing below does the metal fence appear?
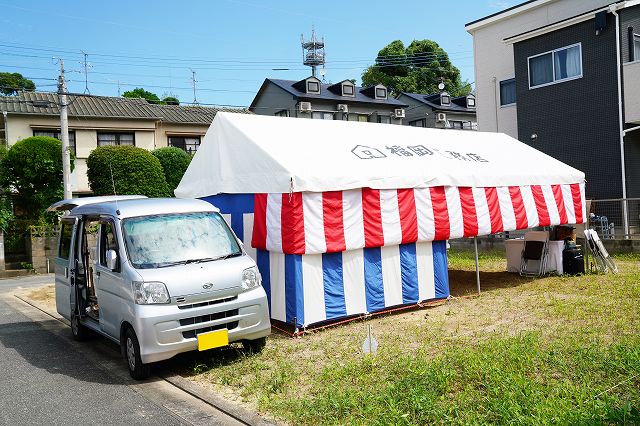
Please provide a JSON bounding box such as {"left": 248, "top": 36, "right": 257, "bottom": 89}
{"left": 588, "top": 198, "right": 640, "bottom": 239}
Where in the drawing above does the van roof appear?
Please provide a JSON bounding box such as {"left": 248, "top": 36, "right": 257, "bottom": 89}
{"left": 69, "top": 197, "right": 220, "bottom": 218}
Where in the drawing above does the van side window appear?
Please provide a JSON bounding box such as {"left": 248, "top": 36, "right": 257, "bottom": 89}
{"left": 58, "top": 222, "right": 73, "bottom": 259}
{"left": 99, "top": 222, "right": 120, "bottom": 271}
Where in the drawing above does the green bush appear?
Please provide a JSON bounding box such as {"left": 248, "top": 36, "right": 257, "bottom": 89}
{"left": 0, "top": 136, "right": 73, "bottom": 219}
{"left": 87, "top": 146, "right": 170, "bottom": 197}
{"left": 151, "top": 147, "right": 192, "bottom": 195}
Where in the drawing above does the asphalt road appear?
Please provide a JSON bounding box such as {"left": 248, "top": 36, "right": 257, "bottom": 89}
{"left": 0, "top": 275, "right": 246, "bottom": 426}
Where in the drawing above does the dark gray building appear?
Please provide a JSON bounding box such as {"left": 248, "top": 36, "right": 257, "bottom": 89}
{"left": 250, "top": 77, "right": 408, "bottom": 124}
{"left": 398, "top": 92, "right": 477, "bottom": 130}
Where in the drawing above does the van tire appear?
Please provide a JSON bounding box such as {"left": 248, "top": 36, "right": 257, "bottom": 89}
{"left": 70, "top": 313, "right": 89, "bottom": 341}
{"left": 124, "top": 327, "right": 151, "bottom": 380}
{"left": 242, "top": 337, "right": 267, "bottom": 354}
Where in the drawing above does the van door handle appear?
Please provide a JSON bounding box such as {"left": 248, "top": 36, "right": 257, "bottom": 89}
{"left": 64, "top": 267, "right": 69, "bottom": 278}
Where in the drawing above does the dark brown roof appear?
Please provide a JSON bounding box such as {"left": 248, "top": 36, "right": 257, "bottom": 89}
{"left": 0, "top": 91, "right": 250, "bottom": 124}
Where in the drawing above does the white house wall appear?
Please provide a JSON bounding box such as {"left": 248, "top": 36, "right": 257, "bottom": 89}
{"left": 468, "top": 0, "right": 610, "bottom": 137}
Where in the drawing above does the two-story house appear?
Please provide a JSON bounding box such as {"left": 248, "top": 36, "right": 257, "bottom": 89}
{"left": 249, "top": 76, "right": 408, "bottom": 124}
{"left": 398, "top": 92, "right": 477, "bottom": 130}
{"left": 466, "top": 0, "right": 640, "bottom": 205}
{"left": 0, "top": 91, "right": 248, "bottom": 194}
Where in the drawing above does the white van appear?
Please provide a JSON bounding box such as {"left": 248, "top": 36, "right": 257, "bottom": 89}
{"left": 49, "top": 196, "right": 271, "bottom": 379}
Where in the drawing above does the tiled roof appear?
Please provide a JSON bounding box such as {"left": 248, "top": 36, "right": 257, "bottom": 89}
{"left": 253, "top": 78, "right": 408, "bottom": 108}
{"left": 400, "top": 92, "right": 476, "bottom": 113}
{"left": 0, "top": 91, "right": 249, "bottom": 124}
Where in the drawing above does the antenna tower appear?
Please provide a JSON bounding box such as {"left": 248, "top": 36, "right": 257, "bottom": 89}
{"left": 301, "top": 27, "right": 325, "bottom": 78}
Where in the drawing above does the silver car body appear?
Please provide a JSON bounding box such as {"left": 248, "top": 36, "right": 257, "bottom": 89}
{"left": 53, "top": 197, "right": 271, "bottom": 364}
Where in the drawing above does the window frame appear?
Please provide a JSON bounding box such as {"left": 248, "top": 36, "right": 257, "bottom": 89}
{"left": 275, "top": 109, "right": 290, "bottom": 117}
{"left": 409, "top": 119, "right": 426, "bottom": 127}
{"left": 375, "top": 87, "right": 387, "bottom": 99}
{"left": 306, "top": 80, "right": 320, "bottom": 94}
{"left": 57, "top": 219, "right": 74, "bottom": 260}
{"left": 342, "top": 83, "right": 355, "bottom": 97}
{"left": 528, "top": 42, "right": 583, "bottom": 89}
{"left": 97, "top": 132, "right": 136, "bottom": 147}
{"left": 33, "top": 128, "right": 77, "bottom": 156}
{"left": 168, "top": 135, "right": 201, "bottom": 154}
{"left": 633, "top": 33, "right": 640, "bottom": 63}
{"left": 499, "top": 78, "right": 517, "bottom": 107}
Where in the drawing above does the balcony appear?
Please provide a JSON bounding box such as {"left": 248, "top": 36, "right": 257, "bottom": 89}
{"left": 624, "top": 61, "right": 640, "bottom": 124}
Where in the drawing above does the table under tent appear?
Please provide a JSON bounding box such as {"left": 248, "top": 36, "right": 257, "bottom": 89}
{"left": 175, "top": 113, "right": 586, "bottom": 330}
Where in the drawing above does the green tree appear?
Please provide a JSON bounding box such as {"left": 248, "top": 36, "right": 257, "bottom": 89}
{"left": 162, "top": 96, "right": 180, "bottom": 105}
{"left": 0, "top": 72, "right": 36, "bottom": 95}
{"left": 0, "top": 145, "right": 13, "bottom": 233}
{"left": 151, "top": 147, "right": 192, "bottom": 195}
{"left": 361, "top": 39, "right": 470, "bottom": 97}
{"left": 87, "top": 146, "right": 170, "bottom": 197}
{"left": 122, "top": 87, "right": 162, "bottom": 104}
{"left": 0, "top": 137, "right": 73, "bottom": 219}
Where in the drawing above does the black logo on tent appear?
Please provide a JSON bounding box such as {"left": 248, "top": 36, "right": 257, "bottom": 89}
{"left": 351, "top": 145, "right": 387, "bottom": 160}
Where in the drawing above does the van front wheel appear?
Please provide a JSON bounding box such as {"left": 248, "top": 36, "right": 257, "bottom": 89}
{"left": 124, "top": 327, "right": 151, "bottom": 380}
{"left": 70, "top": 313, "right": 89, "bottom": 341}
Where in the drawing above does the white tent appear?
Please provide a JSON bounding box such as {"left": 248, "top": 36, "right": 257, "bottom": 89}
{"left": 176, "top": 113, "right": 586, "bottom": 328}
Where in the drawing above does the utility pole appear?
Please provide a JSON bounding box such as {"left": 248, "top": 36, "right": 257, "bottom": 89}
{"left": 81, "top": 50, "right": 91, "bottom": 94}
{"left": 189, "top": 68, "right": 198, "bottom": 104}
{"left": 57, "top": 59, "right": 73, "bottom": 200}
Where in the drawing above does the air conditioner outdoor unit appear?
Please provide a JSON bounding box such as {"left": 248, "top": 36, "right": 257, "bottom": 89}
{"left": 299, "top": 101, "right": 312, "bottom": 112}
{"left": 394, "top": 108, "right": 405, "bottom": 118}
{"left": 337, "top": 104, "right": 349, "bottom": 113}
{"left": 436, "top": 112, "right": 447, "bottom": 122}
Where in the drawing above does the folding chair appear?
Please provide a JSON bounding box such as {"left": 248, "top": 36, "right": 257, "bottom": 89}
{"left": 519, "top": 231, "right": 549, "bottom": 277}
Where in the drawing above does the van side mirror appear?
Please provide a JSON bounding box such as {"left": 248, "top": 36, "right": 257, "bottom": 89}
{"left": 106, "top": 249, "right": 118, "bottom": 271}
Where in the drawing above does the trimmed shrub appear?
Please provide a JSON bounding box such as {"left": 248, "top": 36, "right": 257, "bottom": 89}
{"left": 0, "top": 136, "right": 73, "bottom": 218}
{"left": 87, "top": 146, "right": 170, "bottom": 197}
{"left": 151, "top": 147, "right": 192, "bottom": 195}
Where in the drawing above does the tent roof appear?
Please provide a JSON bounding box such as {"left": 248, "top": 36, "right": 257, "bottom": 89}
{"left": 175, "top": 112, "right": 585, "bottom": 197}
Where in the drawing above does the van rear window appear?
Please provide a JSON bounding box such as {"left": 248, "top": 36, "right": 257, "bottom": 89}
{"left": 58, "top": 222, "right": 73, "bottom": 259}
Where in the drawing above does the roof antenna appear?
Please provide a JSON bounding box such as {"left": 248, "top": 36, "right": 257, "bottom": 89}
{"left": 109, "top": 162, "right": 120, "bottom": 215}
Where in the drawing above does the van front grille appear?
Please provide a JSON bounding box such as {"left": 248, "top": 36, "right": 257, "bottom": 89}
{"left": 177, "top": 296, "right": 237, "bottom": 310}
{"left": 179, "top": 308, "right": 239, "bottom": 339}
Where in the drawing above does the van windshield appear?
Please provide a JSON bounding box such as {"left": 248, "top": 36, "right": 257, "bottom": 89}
{"left": 122, "top": 212, "right": 241, "bottom": 269}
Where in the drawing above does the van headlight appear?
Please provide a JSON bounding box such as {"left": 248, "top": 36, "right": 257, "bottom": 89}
{"left": 242, "top": 267, "right": 261, "bottom": 291}
{"left": 132, "top": 281, "right": 170, "bottom": 304}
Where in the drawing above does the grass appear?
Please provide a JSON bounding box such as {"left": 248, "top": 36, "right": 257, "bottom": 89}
{"left": 179, "top": 249, "right": 640, "bottom": 425}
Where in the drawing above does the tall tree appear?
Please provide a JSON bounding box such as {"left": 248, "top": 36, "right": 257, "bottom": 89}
{"left": 0, "top": 72, "right": 36, "bottom": 95}
{"left": 122, "top": 87, "right": 162, "bottom": 104}
{"left": 361, "top": 39, "right": 470, "bottom": 97}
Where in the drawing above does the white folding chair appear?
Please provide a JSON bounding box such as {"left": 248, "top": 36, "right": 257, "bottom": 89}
{"left": 520, "top": 231, "right": 549, "bottom": 277}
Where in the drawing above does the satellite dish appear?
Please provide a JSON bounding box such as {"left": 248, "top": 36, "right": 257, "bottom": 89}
{"left": 438, "top": 82, "right": 445, "bottom": 91}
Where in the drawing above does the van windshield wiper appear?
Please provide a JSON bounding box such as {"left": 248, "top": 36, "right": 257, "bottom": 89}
{"left": 192, "top": 252, "right": 243, "bottom": 263}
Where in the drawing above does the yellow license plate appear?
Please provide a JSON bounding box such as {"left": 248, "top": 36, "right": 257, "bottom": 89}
{"left": 197, "top": 329, "right": 229, "bottom": 351}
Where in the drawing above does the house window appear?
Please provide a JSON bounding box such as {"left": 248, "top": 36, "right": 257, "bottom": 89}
{"left": 311, "top": 111, "right": 334, "bottom": 120}
{"left": 33, "top": 129, "right": 76, "bottom": 156}
{"left": 634, "top": 34, "right": 640, "bottom": 62}
{"left": 342, "top": 84, "right": 354, "bottom": 96}
{"left": 307, "top": 80, "right": 320, "bottom": 94}
{"left": 169, "top": 136, "right": 201, "bottom": 153}
{"left": 409, "top": 119, "right": 425, "bottom": 127}
{"left": 97, "top": 132, "right": 135, "bottom": 146}
{"left": 275, "top": 109, "right": 289, "bottom": 117}
{"left": 449, "top": 120, "right": 464, "bottom": 129}
{"left": 500, "top": 79, "right": 516, "bottom": 106}
{"left": 347, "top": 113, "right": 368, "bottom": 122}
{"left": 440, "top": 93, "right": 451, "bottom": 105}
{"left": 467, "top": 97, "right": 476, "bottom": 108}
{"left": 377, "top": 115, "right": 390, "bottom": 124}
{"left": 375, "top": 87, "right": 387, "bottom": 99}
{"left": 528, "top": 43, "right": 582, "bottom": 88}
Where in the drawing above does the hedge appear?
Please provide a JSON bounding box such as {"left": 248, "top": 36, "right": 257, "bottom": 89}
{"left": 0, "top": 136, "right": 73, "bottom": 218}
{"left": 87, "top": 145, "right": 170, "bottom": 197}
{"left": 151, "top": 147, "right": 192, "bottom": 195}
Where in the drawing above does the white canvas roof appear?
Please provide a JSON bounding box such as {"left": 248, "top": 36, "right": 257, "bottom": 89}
{"left": 175, "top": 112, "right": 584, "bottom": 197}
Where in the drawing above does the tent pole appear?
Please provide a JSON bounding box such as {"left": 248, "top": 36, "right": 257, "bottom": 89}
{"left": 474, "top": 237, "right": 481, "bottom": 295}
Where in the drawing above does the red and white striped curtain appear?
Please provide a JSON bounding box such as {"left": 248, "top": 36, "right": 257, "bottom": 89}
{"left": 252, "top": 183, "right": 586, "bottom": 255}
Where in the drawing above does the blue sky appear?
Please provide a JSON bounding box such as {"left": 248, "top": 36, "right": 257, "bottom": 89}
{"left": 0, "top": 0, "right": 517, "bottom": 107}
